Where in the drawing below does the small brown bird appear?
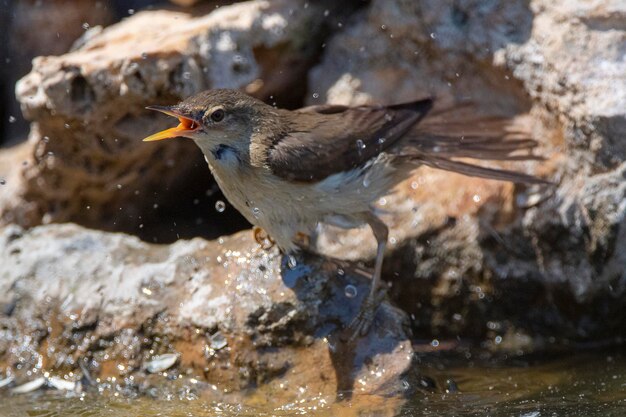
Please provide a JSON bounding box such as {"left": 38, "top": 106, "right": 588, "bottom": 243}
{"left": 143, "top": 89, "right": 546, "bottom": 338}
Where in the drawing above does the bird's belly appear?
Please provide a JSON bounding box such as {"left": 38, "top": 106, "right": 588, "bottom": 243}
{"left": 210, "top": 167, "right": 321, "bottom": 251}
{"left": 208, "top": 157, "right": 398, "bottom": 251}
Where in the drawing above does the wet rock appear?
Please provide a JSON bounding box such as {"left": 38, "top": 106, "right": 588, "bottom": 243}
{"left": 4, "top": 0, "right": 329, "bottom": 236}
{"left": 308, "top": 0, "right": 626, "bottom": 344}
{"left": 0, "top": 223, "right": 413, "bottom": 401}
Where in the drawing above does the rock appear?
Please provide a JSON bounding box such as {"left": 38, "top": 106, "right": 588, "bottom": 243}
{"left": 1, "top": 0, "right": 114, "bottom": 145}
{"left": 0, "top": 223, "right": 414, "bottom": 403}
{"left": 308, "top": 0, "right": 626, "bottom": 343}
{"left": 5, "top": 0, "right": 330, "bottom": 237}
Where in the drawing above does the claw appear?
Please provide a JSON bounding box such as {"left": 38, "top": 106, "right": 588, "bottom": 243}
{"left": 344, "top": 286, "right": 387, "bottom": 342}
{"left": 253, "top": 226, "right": 275, "bottom": 249}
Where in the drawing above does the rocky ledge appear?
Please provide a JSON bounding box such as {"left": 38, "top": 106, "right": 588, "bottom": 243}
{"left": 0, "top": 0, "right": 624, "bottom": 406}
{"left": 0, "top": 223, "right": 414, "bottom": 404}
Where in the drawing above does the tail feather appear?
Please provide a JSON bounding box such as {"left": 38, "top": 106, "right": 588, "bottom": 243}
{"left": 418, "top": 156, "right": 550, "bottom": 184}
{"left": 397, "top": 109, "right": 550, "bottom": 184}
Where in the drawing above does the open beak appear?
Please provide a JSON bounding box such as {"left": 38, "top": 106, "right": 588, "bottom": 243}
{"left": 143, "top": 105, "right": 201, "bottom": 141}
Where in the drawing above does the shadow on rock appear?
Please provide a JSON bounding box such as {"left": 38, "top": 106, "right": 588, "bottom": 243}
{"left": 280, "top": 251, "right": 413, "bottom": 399}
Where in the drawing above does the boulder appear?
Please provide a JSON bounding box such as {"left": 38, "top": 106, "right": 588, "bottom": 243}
{"left": 0, "top": 223, "right": 414, "bottom": 403}
{"left": 6, "top": 0, "right": 330, "bottom": 238}
{"left": 308, "top": 0, "right": 626, "bottom": 343}
{"left": 2, "top": 0, "right": 624, "bottom": 351}
{"left": 1, "top": 0, "right": 114, "bottom": 145}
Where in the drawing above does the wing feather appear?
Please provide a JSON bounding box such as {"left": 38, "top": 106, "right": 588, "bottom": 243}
{"left": 266, "top": 99, "right": 434, "bottom": 182}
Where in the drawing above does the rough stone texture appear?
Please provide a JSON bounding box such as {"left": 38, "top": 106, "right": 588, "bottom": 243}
{"left": 0, "top": 224, "right": 414, "bottom": 402}
{"left": 1, "top": 0, "right": 114, "bottom": 145}
{"left": 4, "top": 0, "right": 330, "bottom": 237}
{"left": 0, "top": 0, "right": 623, "bottom": 356}
{"left": 308, "top": 0, "right": 626, "bottom": 342}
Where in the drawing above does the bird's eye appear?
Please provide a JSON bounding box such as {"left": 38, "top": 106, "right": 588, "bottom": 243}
{"left": 210, "top": 109, "right": 225, "bottom": 122}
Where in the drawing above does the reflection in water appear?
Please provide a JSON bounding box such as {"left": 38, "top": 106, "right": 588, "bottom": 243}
{"left": 3, "top": 351, "right": 625, "bottom": 417}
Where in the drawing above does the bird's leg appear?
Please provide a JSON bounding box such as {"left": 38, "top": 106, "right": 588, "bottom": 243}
{"left": 347, "top": 211, "right": 388, "bottom": 339}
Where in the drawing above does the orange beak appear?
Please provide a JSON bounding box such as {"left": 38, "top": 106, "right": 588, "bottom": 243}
{"left": 143, "top": 106, "right": 201, "bottom": 141}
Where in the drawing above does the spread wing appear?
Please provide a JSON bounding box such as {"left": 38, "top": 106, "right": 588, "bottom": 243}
{"left": 265, "top": 99, "right": 434, "bottom": 182}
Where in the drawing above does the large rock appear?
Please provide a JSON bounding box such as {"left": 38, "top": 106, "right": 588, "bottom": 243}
{"left": 2, "top": 0, "right": 624, "bottom": 349}
{"left": 0, "top": 223, "right": 414, "bottom": 404}
{"left": 4, "top": 0, "right": 330, "bottom": 237}
{"left": 308, "top": 0, "right": 626, "bottom": 342}
{"left": 1, "top": 0, "right": 114, "bottom": 145}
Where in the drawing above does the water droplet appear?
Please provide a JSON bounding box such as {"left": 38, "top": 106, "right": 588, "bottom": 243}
{"left": 252, "top": 207, "right": 261, "bottom": 218}
{"left": 323, "top": 9, "right": 329, "bottom": 17}
{"left": 64, "top": 123, "right": 70, "bottom": 129}
{"left": 356, "top": 139, "right": 366, "bottom": 150}
{"left": 337, "top": 268, "right": 345, "bottom": 276}
{"left": 378, "top": 197, "right": 387, "bottom": 206}
{"left": 182, "top": 72, "right": 191, "bottom": 80}
{"left": 381, "top": 24, "right": 387, "bottom": 30}
{"left": 0, "top": 179, "right": 6, "bottom": 185}
{"left": 215, "top": 200, "right": 225, "bottom": 212}
{"left": 473, "top": 194, "right": 481, "bottom": 203}
{"left": 128, "top": 9, "right": 135, "bottom": 15}
{"left": 141, "top": 52, "right": 148, "bottom": 60}
{"left": 287, "top": 255, "right": 297, "bottom": 269}
{"left": 377, "top": 137, "right": 386, "bottom": 145}
{"left": 8, "top": 116, "right": 16, "bottom": 123}
{"left": 312, "top": 92, "right": 319, "bottom": 99}
{"left": 384, "top": 113, "right": 393, "bottom": 121}
{"left": 116, "top": 184, "right": 122, "bottom": 190}
{"left": 410, "top": 181, "right": 419, "bottom": 190}
{"left": 42, "top": 136, "right": 50, "bottom": 143}
{"left": 429, "top": 32, "right": 436, "bottom": 39}
{"left": 362, "top": 176, "right": 371, "bottom": 188}
{"left": 431, "top": 339, "right": 440, "bottom": 347}
{"left": 82, "top": 22, "right": 90, "bottom": 30}
{"left": 344, "top": 284, "right": 357, "bottom": 298}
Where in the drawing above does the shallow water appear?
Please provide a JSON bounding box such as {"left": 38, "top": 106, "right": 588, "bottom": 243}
{"left": 3, "top": 350, "right": 625, "bottom": 417}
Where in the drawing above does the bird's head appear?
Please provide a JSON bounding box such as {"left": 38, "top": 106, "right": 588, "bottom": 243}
{"left": 143, "top": 89, "right": 272, "bottom": 162}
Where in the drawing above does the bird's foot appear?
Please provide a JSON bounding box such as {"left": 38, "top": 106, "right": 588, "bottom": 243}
{"left": 344, "top": 286, "right": 387, "bottom": 342}
{"left": 253, "top": 226, "right": 275, "bottom": 250}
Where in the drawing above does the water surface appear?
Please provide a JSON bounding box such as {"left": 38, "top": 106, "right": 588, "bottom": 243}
{"left": 4, "top": 350, "right": 625, "bottom": 417}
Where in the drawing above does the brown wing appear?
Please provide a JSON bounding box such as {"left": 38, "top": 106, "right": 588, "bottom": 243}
{"left": 266, "top": 99, "right": 434, "bottom": 182}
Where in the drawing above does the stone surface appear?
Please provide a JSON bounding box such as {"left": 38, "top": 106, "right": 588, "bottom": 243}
{"left": 0, "top": 223, "right": 414, "bottom": 402}
{"left": 0, "top": 0, "right": 623, "bottom": 357}
{"left": 1, "top": 0, "right": 114, "bottom": 145}
{"left": 4, "top": 0, "right": 330, "bottom": 237}
{"left": 308, "top": 0, "right": 626, "bottom": 342}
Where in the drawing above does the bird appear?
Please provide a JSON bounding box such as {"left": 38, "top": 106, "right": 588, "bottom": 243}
{"left": 143, "top": 88, "right": 547, "bottom": 339}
